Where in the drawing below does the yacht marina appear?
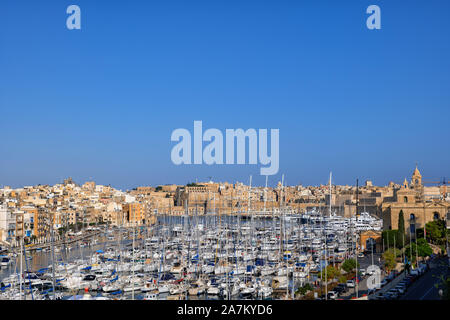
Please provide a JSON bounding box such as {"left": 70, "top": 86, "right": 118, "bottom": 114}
{"left": 0, "top": 210, "right": 382, "bottom": 300}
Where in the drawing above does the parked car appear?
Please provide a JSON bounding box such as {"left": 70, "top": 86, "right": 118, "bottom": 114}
{"left": 369, "top": 291, "right": 384, "bottom": 300}
{"left": 410, "top": 269, "right": 420, "bottom": 276}
{"left": 382, "top": 293, "right": 394, "bottom": 300}
{"left": 359, "top": 268, "right": 366, "bottom": 276}
{"left": 327, "top": 291, "right": 338, "bottom": 300}
{"left": 386, "top": 272, "right": 396, "bottom": 281}
{"left": 367, "top": 268, "right": 376, "bottom": 276}
{"left": 346, "top": 280, "right": 355, "bottom": 288}
{"left": 334, "top": 286, "right": 345, "bottom": 294}
{"left": 394, "top": 285, "right": 406, "bottom": 295}
{"left": 398, "top": 279, "right": 407, "bottom": 286}
{"left": 367, "top": 288, "right": 377, "bottom": 295}
{"left": 336, "top": 283, "right": 348, "bottom": 293}
{"left": 405, "top": 274, "right": 414, "bottom": 279}
{"left": 418, "top": 265, "right": 428, "bottom": 274}
{"left": 404, "top": 275, "right": 416, "bottom": 285}
{"left": 386, "top": 289, "right": 399, "bottom": 299}
{"left": 419, "top": 263, "right": 428, "bottom": 270}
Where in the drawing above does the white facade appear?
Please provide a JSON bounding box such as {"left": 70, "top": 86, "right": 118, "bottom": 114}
{"left": 125, "top": 195, "right": 136, "bottom": 203}
{"left": 0, "top": 203, "right": 16, "bottom": 242}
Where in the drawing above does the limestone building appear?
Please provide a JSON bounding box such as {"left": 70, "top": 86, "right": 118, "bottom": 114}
{"left": 381, "top": 166, "right": 450, "bottom": 236}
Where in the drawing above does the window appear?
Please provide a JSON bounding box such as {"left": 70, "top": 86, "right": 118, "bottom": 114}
{"left": 404, "top": 196, "right": 408, "bottom": 203}
{"left": 410, "top": 213, "right": 416, "bottom": 234}
{"left": 433, "top": 212, "right": 440, "bottom": 221}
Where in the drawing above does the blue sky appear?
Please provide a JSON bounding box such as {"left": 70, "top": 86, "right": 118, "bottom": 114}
{"left": 1, "top": 0, "right": 449, "bottom": 189}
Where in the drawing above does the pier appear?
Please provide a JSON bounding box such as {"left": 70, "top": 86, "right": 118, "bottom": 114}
{"left": 23, "top": 230, "right": 103, "bottom": 252}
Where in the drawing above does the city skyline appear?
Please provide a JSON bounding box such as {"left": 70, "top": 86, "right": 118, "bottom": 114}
{"left": 0, "top": 164, "right": 446, "bottom": 191}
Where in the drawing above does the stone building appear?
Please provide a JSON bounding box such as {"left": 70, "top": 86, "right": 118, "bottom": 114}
{"left": 381, "top": 166, "right": 450, "bottom": 236}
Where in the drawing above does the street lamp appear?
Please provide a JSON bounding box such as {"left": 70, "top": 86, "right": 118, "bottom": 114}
{"left": 445, "top": 211, "right": 449, "bottom": 265}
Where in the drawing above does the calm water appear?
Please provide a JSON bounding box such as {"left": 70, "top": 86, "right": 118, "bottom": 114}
{"left": 0, "top": 239, "right": 112, "bottom": 279}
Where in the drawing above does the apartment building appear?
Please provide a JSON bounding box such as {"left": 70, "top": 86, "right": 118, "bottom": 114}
{"left": 0, "top": 203, "right": 16, "bottom": 243}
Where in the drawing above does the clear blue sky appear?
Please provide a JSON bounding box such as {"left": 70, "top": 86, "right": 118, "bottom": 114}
{"left": 1, "top": 0, "right": 449, "bottom": 189}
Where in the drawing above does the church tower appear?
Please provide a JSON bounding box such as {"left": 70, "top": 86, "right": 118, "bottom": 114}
{"left": 411, "top": 165, "right": 424, "bottom": 201}
{"left": 411, "top": 165, "right": 422, "bottom": 187}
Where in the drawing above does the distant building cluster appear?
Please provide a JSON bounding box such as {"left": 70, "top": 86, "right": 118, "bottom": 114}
{"left": 0, "top": 167, "right": 449, "bottom": 246}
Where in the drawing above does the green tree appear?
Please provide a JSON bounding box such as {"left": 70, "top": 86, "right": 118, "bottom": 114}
{"left": 186, "top": 182, "right": 203, "bottom": 187}
{"left": 382, "top": 249, "right": 397, "bottom": 271}
{"left": 404, "top": 238, "right": 433, "bottom": 263}
{"left": 341, "top": 259, "right": 359, "bottom": 273}
{"left": 397, "top": 210, "right": 405, "bottom": 248}
{"left": 382, "top": 230, "right": 399, "bottom": 249}
{"left": 416, "top": 227, "right": 424, "bottom": 239}
{"left": 296, "top": 283, "right": 313, "bottom": 296}
{"left": 425, "top": 220, "right": 447, "bottom": 245}
{"left": 320, "top": 265, "right": 341, "bottom": 281}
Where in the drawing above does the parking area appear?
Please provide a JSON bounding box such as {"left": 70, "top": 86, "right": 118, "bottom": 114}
{"left": 368, "top": 259, "right": 443, "bottom": 300}
{"left": 316, "top": 253, "right": 447, "bottom": 300}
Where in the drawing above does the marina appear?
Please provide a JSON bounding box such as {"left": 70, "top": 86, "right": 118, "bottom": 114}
{"left": 0, "top": 209, "right": 382, "bottom": 300}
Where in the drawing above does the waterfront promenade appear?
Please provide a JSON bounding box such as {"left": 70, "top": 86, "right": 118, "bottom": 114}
{"left": 1, "top": 230, "right": 102, "bottom": 252}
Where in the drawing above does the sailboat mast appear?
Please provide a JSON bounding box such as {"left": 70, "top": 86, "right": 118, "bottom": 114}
{"left": 329, "top": 172, "right": 332, "bottom": 217}
{"left": 49, "top": 209, "right": 56, "bottom": 300}
{"left": 132, "top": 208, "right": 135, "bottom": 300}
{"left": 264, "top": 175, "right": 268, "bottom": 214}
{"left": 19, "top": 236, "right": 23, "bottom": 300}
{"left": 325, "top": 172, "right": 332, "bottom": 300}
{"left": 355, "top": 178, "right": 359, "bottom": 298}
{"left": 248, "top": 175, "right": 252, "bottom": 250}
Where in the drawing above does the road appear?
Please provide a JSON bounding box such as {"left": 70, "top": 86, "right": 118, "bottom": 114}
{"left": 339, "top": 255, "right": 450, "bottom": 300}
{"left": 400, "top": 257, "right": 449, "bottom": 300}
{"left": 337, "top": 252, "right": 384, "bottom": 299}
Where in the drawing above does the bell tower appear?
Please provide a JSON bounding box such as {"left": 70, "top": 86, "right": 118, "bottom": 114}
{"left": 411, "top": 164, "right": 424, "bottom": 201}
{"left": 411, "top": 165, "right": 422, "bottom": 187}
